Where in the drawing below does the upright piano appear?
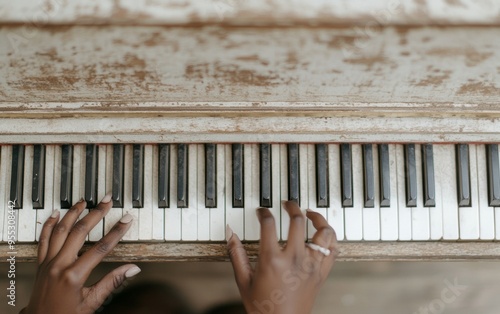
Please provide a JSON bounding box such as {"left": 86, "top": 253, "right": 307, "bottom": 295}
{"left": 1, "top": 0, "right": 500, "bottom": 261}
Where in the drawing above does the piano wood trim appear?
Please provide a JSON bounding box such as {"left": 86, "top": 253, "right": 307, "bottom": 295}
{"left": 2, "top": 0, "right": 499, "bottom": 26}
{"left": 4, "top": 242, "right": 500, "bottom": 262}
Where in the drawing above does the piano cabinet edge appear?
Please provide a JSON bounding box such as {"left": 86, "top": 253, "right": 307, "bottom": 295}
{"left": 3, "top": 242, "right": 500, "bottom": 262}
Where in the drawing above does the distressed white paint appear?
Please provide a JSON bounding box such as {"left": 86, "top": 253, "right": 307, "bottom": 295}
{"left": 0, "top": 0, "right": 499, "bottom": 25}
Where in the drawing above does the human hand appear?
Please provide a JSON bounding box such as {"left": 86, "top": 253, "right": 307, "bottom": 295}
{"left": 20, "top": 195, "right": 140, "bottom": 314}
{"left": 227, "top": 201, "right": 338, "bottom": 314}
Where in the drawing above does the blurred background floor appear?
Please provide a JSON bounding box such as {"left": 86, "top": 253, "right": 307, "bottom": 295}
{"left": 2, "top": 261, "right": 500, "bottom": 314}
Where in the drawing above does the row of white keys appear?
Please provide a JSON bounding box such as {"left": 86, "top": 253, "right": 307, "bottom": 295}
{"left": 380, "top": 144, "right": 398, "bottom": 241}
{"left": 36, "top": 145, "right": 55, "bottom": 241}
{"left": 327, "top": 144, "right": 344, "bottom": 241}
{"left": 345, "top": 144, "right": 363, "bottom": 240}
{"left": 225, "top": 145, "right": 244, "bottom": 238}
{"left": 476, "top": 144, "right": 495, "bottom": 239}
{"left": 18, "top": 145, "right": 36, "bottom": 242}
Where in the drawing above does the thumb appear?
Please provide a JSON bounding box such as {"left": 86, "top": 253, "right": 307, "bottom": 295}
{"left": 85, "top": 264, "right": 141, "bottom": 310}
{"left": 226, "top": 225, "right": 252, "bottom": 294}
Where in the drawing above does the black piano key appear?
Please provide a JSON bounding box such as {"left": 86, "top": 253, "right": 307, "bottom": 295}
{"left": 487, "top": 144, "right": 500, "bottom": 206}
{"left": 378, "top": 144, "right": 391, "bottom": 207}
{"left": 10, "top": 145, "right": 25, "bottom": 209}
{"left": 205, "top": 144, "right": 217, "bottom": 208}
{"left": 315, "top": 144, "right": 329, "bottom": 207}
{"left": 422, "top": 144, "right": 436, "bottom": 207}
{"left": 32, "top": 144, "right": 45, "bottom": 209}
{"left": 84, "top": 144, "right": 98, "bottom": 208}
{"left": 456, "top": 144, "right": 471, "bottom": 207}
{"left": 362, "top": 144, "right": 375, "bottom": 208}
{"left": 287, "top": 144, "right": 300, "bottom": 204}
{"left": 404, "top": 144, "right": 417, "bottom": 207}
{"left": 112, "top": 144, "right": 125, "bottom": 208}
{"left": 132, "top": 144, "right": 144, "bottom": 208}
{"left": 158, "top": 144, "right": 170, "bottom": 208}
{"left": 232, "top": 144, "right": 244, "bottom": 208}
{"left": 340, "top": 143, "right": 353, "bottom": 207}
{"left": 260, "top": 143, "right": 272, "bottom": 208}
{"left": 60, "top": 145, "right": 73, "bottom": 209}
{"left": 177, "top": 144, "right": 188, "bottom": 208}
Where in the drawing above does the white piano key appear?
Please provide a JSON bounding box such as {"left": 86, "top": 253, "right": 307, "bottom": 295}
{"left": 430, "top": 146, "right": 444, "bottom": 240}
{"left": 477, "top": 144, "right": 495, "bottom": 240}
{"left": 299, "top": 144, "right": 309, "bottom": 240}
{"left": 104, "top": 144, "right": 121, "bottom": 235}
{"left": 245, "top": 144, "right": 260, "bottom": 241}
{"left": 345, "top": 144, "right": 363, "bottom": 241}
{"left": 396, "top": 144, "right": 412, "bottom": 240}
{"left": 52, "top": 145, "right": 62, "bottom": 216}
{"left": 270, "top": 144, "right": 281, "bottom": 239}
{"left": 89, "top": 145, "right": 106, "bottom": 241}
{"left": 18, "top": 145, "right": 36, "bottom": 242}
{"left": 165, "top": 144, "right": 181, "bottom": 240}
{"left": 197, "top": 144, "right": 210, "bottom": 241}
{"left": 411, "top": 144, "right": 430, "bottom": 240}
{"left": 225, "top": 145, "right": 244, "bottom": 238}
{"left": 437, "top": 144, "right": 459, "bottom": 240}
{"left": 459, "top": 144, "right": 480, "bottom": 240}
{"left": 1, "top": 146, "right": 13, "bottom": 241}
{"left": 327, "top": 144, "right": 344, "bottom": 241}
{"left": 139, "top": 145, "right": 154, "bottom": 240}
{"left": 181, "top": 144, "right": 198, "bottom": 240}
{"left": 308, "top": 144, "right": 326, "bottom": 239}
{"left": 122, "top": 144, "right": 139, "bottom": 241}
{"left": 363, "top": 144, "right": 380, "bottom": 241}
{"left": 151, "top": 144, "right": 164, "bottom": 240}
{"left": 380, "top": 144, "right": 399, "bottom": 241}
{"left": 72, "top": 145, "right": 86, "bottom": 221}
{"left": 210, "top": 144, "right": 226, "bottom": 241}
{"left": 36, "top": 145, "right": 55, "bottom": 241}
{"left": 280, "top": 144, "right": 289, "bottom": 240}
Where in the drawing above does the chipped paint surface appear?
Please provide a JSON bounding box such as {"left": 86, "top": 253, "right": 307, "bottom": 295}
{"left": 0, "top": 26, "right": 499, "bottom": 104}
{"left": 0, "top": 0, "right": 499, "bottom": 25}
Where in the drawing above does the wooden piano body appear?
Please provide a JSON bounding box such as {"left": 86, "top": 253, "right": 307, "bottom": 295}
{"left": 1, "top": 0, "right": 500, "bottom": 261}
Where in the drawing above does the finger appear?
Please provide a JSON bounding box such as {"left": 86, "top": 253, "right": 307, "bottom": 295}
{"left": 46, "top": 198, "right": 87, "bottom": 261}
{"left": 37, "top": 209, "right": 60, "bottom": 264}
{"left": 226, "top": 225, "right": 252, "bottom": 296}
{"left": 72, "top": 213, "right": 134, "bottom": 281}
{"left": 85, "top": 264, "right": 141, "bottom": 311}
{"left": 256, "top": 208, "right": 279, "bottom": 256}
{"left": 57, "top": 193, "right": 113, "bottom": 262}
{"left": 306, "top": 209, "right": 338, "bottom": 269}
{"left": 283, "top": 201, "right": 306, "bottom": 254}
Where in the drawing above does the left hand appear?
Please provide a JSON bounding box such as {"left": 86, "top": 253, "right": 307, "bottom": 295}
{"left": 20, "top": 195, "right": 140, "bottom": 314}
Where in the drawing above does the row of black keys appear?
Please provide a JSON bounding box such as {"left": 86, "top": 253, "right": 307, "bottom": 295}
{"left": 8, "top": 143, "right": 500, "bottom": 210}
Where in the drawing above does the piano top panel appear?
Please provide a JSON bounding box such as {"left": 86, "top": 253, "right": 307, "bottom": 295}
{"left": 1, "top": 0, "right": 499, "bottom": 26}
{"left": 1, "top": 26, "right": 499, "bottom": 104}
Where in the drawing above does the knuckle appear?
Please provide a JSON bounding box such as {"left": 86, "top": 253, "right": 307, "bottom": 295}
{"left": 53, "top": 224, "right": 68, "bottom": 235}
{"left": 61, "top": 269, "right": 80, "bottom": 285}
{"left": 71, "top": 221, "right": 88, "bottom": 234}
{"left": 290, "top": 213, "right": 305, "bottom": 225}
{"left": 94, "top": 239, "right": 111, "bottom": 255}
{"left": 112, "top": 273, "right": 126, "bottom": 289}
{"left": 259, "top": 213, "right": 275, "bottom": 226}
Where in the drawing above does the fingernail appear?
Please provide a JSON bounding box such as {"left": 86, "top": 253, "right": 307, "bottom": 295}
{"left": 125, "top": 266, "right": 141, "bottom": 278}
{"left": 306, "top": 209, "right": 314, "bottom": 213}
{"left": 225, "top": 224, "right": 233, "bottom": 242}
{"left": 50, "top": 209, "right": 60, "bottom": 218}
{"left": 100, "top": 192, "right": 112, "bottom": 204}
{"left": 120, "top": 213, "right": 133, "bottom": 224}
{"left": 79, "top": 197, "right": 85, "bottom": 203}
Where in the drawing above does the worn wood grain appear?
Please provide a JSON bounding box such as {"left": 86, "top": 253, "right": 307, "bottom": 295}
{"left": 3, "top": 242, "right": 500, "bottom": 262}
{"left": 1, "top": 0, "right": 499, "bottom": 26}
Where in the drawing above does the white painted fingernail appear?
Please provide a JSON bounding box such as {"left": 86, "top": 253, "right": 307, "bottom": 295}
{"left": 125, "top": 266, "right": 141, "bottom": 278}
{"left": 120, "top": 213, "right": 133, "bottom": 224}
{"left": 50, "top": 209, "right": 60, "bottom": 218}
{"left": 225, "top": 224, "right": 233, "bottom": 242}
{"left": 100, "top": 192, "right": 112, "bottom": 204}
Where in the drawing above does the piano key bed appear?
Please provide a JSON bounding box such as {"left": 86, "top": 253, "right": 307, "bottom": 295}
{"left": 2, "top": 143, "right": 500, "bottom": 262}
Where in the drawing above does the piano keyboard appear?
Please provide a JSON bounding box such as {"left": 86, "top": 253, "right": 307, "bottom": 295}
{"left": 1, "top": 143, "right": 500, "bottom": 243}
